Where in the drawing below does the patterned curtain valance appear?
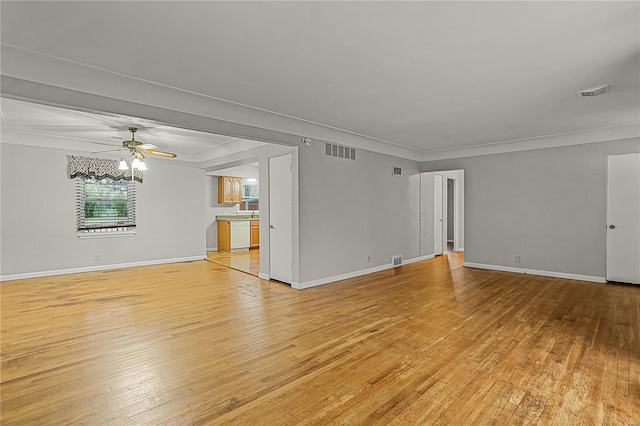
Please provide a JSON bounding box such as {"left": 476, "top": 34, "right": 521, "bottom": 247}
{"left": 67, "top": 156, "right": 143, "bottom": 183}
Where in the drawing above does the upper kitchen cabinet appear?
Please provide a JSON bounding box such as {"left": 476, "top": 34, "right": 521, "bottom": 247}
{"left": 218, "top": 176, "right": 242, "bottom": 204}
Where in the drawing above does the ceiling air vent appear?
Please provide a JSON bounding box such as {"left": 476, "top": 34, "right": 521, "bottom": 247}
{"left": 578, "top": 84, "right": 609, "bottom": 97}
{"left": 392, "top": 166, "right": 402, "bottom": 176}
{"left": 325, "top": 142, "right": 356, "bottom": 160}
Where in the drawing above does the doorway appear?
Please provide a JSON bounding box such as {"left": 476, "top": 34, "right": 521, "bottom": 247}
{"left": 422, "top": 170, "right": 464, "bottom": 257}
{"left": 206, "top": 162, "right": 261, "bottom": 276}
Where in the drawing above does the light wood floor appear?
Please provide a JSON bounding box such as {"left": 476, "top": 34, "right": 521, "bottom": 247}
{"left": 207, "top": 248, "right": 260, "bottom": 276}
{"left": 1, "top": 253, "right": 638, "bottom": 424}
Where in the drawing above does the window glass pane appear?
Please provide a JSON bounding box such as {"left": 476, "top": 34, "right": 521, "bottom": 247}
{"left": 241, "top": 183, "right": 259, "bottom": 211}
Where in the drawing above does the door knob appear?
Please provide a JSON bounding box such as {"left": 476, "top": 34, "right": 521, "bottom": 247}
{"left": 270, "top": 224, "right": 276, "bottom": 229}
{"left": 609, "top": 225, "right": 616, "bottom": 229}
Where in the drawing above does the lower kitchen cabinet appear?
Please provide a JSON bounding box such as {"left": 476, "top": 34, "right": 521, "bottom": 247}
{"left": 217, "top": 221, "right": 230, "bottom": 252}
{"left": 250, "top": 220, "right": 260, "bottom": 248}
{"left": 217, "top": 220, "right": 253, "bottom": 252}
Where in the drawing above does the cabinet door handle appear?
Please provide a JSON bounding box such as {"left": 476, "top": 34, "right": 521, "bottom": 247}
{"left": 609, "top": 224, "right": 616, "bottom": 229}
{"left": 270, "top": 224, "right": 276, "bottom": 229}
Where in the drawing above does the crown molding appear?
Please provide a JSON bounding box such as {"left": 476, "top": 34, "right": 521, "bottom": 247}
{"left": 421, "top": 123, "right": 640, "bottom": 161}
{"left": 3, "top": 44, "right": 637, "bottom": 164}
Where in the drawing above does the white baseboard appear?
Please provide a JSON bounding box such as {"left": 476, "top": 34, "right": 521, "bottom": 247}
{"left": 458, "top": 247, "right": 464, "bottom": 252}
{"left": 447, "top": 240, "right": 454, "bottom": 243}
{"left": 258, "top": 273, "right": 270, "bottom": 280}
{"left": 206, "top": 247, "right": 218, "bottom": 252}
{"left": 292, "top": 254, "right": 435, "bottom": 289}
{"left": 403, "top": 254, "right": 435, "bottom": 265}
{"left": 462, "top": 262, "right": 605, "bottom": 283}
{"left": 0, "top": 255, "right": 206, "bottom": 282}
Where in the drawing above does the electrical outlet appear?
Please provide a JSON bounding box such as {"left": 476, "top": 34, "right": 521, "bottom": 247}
{"left": 191, "top": 200, "right": 201, "bottom": 206}
{"left": 515, "top": 256, "right": 521, "bottom": 263}
{"left": 94, "top": 254, "right": 101, "bottom": 262}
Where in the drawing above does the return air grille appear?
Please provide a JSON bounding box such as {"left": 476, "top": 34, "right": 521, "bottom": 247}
{"left": 392, "top": 255, "right": 403, "bottom": 266}
{"left": 325, "top": 142, "right": 356, "bottom": 160}
{"left": 578, "top": 84, "right": 609, "bottom": 97}
{"left": 392, "top": 167, "right": 402, "bottom": 176}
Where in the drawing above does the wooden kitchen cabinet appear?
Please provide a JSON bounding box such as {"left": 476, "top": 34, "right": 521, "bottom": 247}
{"left": 250, "top": 220, "right": 260, "bottom": 248}
{"left": 218, "top": 176, "right": 242, "bottom": 204}
{"left": 217, "top": 220, "right": 230, "bottom": 252}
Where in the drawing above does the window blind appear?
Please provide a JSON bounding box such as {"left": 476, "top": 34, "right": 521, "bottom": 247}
{"left": 76, "top": 178, "right": 136, "bottom": 232}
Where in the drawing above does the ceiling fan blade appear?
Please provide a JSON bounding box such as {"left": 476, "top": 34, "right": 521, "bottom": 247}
{"left": 90, "top": 141, "right": 123, "bottom": 147}
{"left": 134, "top": 151, "right": 145, "bottom": 159}
{"left": 144, "top": 149, "right": 177, "bottom": 158}
{"left": 138, "top": 143, "right": 158, "bottom": 150}
{"left": 14, "top": 125, "right": 107, "bottom": 131}
{"left": 91, "top": 148, "right": 126, "bottom": 154}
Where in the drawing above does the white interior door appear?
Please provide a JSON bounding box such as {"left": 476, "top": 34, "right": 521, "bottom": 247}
{"left": 434, "top": 174, "right": 443, "bottom": 256}
{"left": 269, "top": 154, "right": 293, "bottom": 284}
{"left": 607, "top": 153, "right": 640, "bottom": 284}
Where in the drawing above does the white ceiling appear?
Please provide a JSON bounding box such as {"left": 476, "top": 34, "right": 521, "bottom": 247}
{"left": 0, "top": 98, "right": 267, "bottom": 161}
{"left": 1, "top": 1, "right": 638, "bottom": 158}
{"left": 207, "top": 163, "right": 259, "bottom": 181}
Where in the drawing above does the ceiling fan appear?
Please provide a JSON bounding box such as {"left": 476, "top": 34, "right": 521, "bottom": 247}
{"left": 93, "top": 127, "right": 177, "bottom": 159}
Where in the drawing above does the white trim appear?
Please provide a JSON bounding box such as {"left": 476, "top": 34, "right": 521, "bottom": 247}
{"left": 292, "top": 255, "right": 435, "bottom": 289}
{"left": 462, "top": 262, "right": 605, "bottom": 283}
{"left": 206, "top": 247, "right": 218, "bottom": 252}
{"left": 458, "top": 247, "right": 464, "bottom": 252}
{"left": 402, "top": 254, "right": 435, "bottom": 265}
{"left": 0, "top": 255, "right": 205, "bottom": 282}
{"left": 258, "top": 273, "right": 270, "bottom": 280}
{"left": 422, "top": 124, "right": 640, "bottom": 161}
{"left": 77, "top": 231, "right": 136, "bottom": 239}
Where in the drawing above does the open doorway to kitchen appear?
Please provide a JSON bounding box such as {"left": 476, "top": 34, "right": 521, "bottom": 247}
{"left": 206, "top": 162, "right": 261, "bottom": 276}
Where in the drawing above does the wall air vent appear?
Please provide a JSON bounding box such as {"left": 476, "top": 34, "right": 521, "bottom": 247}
{"left": 325, "top": 142, "right": 356, "bottom": 160}
{"left": 392, "top": 255, "right": 403, "bottom": 267}
{"left": 392, "top": 166, "right": 402, "bottom": 176}
{"left": 578, "top": 84, "right": 609, "bottom": 97}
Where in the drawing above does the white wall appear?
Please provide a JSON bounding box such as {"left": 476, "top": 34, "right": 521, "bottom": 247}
{"left": 421, "top": 138, "right": 640, "bottom": 280}
{"left": 297, "top": 142, "right": 422, "bottom": 284}
{"left": 1, "top": 142, "right": 206, "bottom": 278}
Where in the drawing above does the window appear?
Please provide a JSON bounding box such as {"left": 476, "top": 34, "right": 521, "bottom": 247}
{"left": 241, "top": 182, "right": 259, "bottom": 211}
{"left": 76, "top": 177, "right": 136, "bottom": 234}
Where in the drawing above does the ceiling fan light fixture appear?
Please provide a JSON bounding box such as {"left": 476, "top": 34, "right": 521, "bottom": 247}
{"left": 137, "top": 160, "right": 148, "bottom": 171}
{"left": 118, "top": 159, "right": 129, "bottom": 170}
{"left": 131, "top": 158, "right": 141, "bottom": 168}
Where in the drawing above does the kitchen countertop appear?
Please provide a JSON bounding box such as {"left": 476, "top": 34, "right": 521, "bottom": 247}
{"left": 216, "top": 215, "right": 259, "bottom": 222}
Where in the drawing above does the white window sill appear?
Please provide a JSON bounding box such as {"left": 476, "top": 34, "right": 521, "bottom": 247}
{"left": 77, "top": 231, "right": 136, "bottom": 239}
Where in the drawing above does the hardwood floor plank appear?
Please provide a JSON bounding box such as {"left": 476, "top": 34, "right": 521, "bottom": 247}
{"left": 2, "top": 253, "right": 639, "bottom": 424}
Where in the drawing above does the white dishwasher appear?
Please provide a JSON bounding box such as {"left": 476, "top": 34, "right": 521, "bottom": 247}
{"left": 230, "top": 221, "right": 250, "bottom": 250}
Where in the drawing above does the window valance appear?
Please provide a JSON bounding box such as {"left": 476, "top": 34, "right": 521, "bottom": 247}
{"left": 67, "top": 155, "right": 143, "bottom": 183}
